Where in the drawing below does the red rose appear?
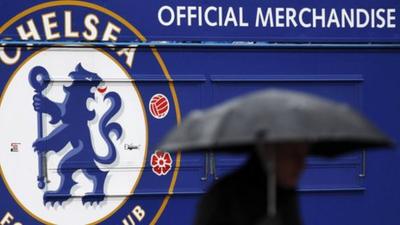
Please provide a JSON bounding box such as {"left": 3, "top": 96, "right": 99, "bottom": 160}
{"left": 151, "top": 151, "right": 173, "bottom": 176}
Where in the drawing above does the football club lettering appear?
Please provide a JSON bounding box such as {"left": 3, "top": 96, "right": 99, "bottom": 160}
{"left": 1, "top": 11, "right": 137, "bottom": 68}
{"left": 0, "top": 212, "right": 22, "bottom": 225}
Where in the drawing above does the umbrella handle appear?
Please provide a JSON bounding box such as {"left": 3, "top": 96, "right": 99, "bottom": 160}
{"left": 265, "top": 149, "right": 277, "bottom": 218}
{"left": 256, "top": 133, "right": 277, "bottom": 218}
{"left": 210, "top": 152, "right": 219, "bottom": 180}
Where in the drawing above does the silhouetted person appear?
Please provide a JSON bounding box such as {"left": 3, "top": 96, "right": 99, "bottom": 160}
{"left": 194, "top": 143, "right": 308, "bottom": 225}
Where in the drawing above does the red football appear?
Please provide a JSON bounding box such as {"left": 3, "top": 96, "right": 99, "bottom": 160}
{"left": 149, "top": 94, "right": 169, "bottom": 119}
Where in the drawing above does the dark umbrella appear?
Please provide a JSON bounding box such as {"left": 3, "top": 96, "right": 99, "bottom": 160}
{"left": 159, "top": 89, "right": 393, "bottom": 224}
{"left": 160, "top": 89, "right": 392, "bottom": 156}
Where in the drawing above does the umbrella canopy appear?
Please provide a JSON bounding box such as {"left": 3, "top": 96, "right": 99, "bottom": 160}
{"left": 160, "top": 89, "right": 392, "bottom": 156}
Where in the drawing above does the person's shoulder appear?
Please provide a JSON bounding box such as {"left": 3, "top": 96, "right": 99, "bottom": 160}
{"left": 208, "top": 163, "right": 260, "bottom": 194}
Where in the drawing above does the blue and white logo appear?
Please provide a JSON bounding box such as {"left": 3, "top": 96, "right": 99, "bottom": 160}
{"left": 0, "top": 48, "right": 147, "bottom": 224}
{"left": 0, "top": 3, "right": 181, "bottom": 224}
{"left": 30, "top": 62, "right": 124, "bottom": 205}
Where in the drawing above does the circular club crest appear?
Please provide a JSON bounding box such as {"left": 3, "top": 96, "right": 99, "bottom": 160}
{"left": 0, "top": 2, "right": 180, "bottom": 225}
{"left": 0, "top": 48, "right": 146, "bottom": 224}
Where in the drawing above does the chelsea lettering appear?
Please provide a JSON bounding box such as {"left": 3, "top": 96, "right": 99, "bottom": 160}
{"left": 0, "top": 11, "right": 136, "bottom": 68}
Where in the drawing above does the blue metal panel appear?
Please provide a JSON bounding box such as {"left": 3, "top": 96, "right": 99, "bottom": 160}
{"left": 161, "top": 47, "right": 400, "bottom": 225}
{"left": 208, "top": 74, "right": 365, "bottom": 191}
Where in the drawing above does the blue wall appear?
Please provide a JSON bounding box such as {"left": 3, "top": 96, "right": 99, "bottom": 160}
{"left": 161, "top": 47, "right": 400, "bottom": 225}
{"left": 0, "top": 1, "right": 399, "bottom": 224}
